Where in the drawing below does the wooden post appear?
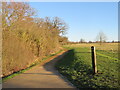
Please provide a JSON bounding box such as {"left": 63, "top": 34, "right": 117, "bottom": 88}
{"left": 91, "top": 46, "right": 97, "bottom": 74}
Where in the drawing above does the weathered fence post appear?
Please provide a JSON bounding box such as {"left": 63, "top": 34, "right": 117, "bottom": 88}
{"left": 91, "top": 46, "right": 97, "bottom": 74}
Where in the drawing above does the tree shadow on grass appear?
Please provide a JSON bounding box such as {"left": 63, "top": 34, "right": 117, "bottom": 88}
{"left": 43, "top": 49, "right": 111, "bottom": 89}
{"left": 74, "top": 52, "right": 91, "bottom": 53}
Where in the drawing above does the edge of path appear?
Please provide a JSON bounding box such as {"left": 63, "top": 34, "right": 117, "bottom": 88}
{"left": 41, "top": 49, "right": 76, "bottom": 88}
{"left": 2, "top": 49, "right": 68, "bottom": 82}
{"left": 3, "top": 49, "right": 77, "bottom": 89}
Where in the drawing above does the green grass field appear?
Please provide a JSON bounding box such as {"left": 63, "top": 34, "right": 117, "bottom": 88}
{"left": 56, "top": 43, "right": 119, "bottom": 88}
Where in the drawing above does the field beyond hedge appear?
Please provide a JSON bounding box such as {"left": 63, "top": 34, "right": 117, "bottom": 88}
{"left": 56, "top": 43, "right": 119, "bottom": 88}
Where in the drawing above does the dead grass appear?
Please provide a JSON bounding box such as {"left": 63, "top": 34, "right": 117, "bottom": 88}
{"left": 65, "top": 43, "right": 118, "bottom": 51}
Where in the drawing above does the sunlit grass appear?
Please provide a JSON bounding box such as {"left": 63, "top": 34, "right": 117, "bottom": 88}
{"left": 56, "top": 43, "right": 119, "bottom": 88}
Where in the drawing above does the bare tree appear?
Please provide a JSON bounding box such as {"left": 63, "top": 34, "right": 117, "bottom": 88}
{"left": 96, "top": 31, "right": 107, "bottom": 45}
{"left": 2, "top": 2, "right": 35, "bottom": 31}
{"left": 79, "top": 38, "right": 85, "bottom": 43}
{"left": 52, "top": 17, "right": 68, "bottom": 36}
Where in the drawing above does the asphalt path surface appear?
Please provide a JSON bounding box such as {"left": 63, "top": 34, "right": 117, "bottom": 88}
{"left": 3, "top": 51, "right": 76, "bottom": 89}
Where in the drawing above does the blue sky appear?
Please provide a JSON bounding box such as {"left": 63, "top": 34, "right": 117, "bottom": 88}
{"left": 29, "top": 2, "right": 118, "bottom": 42}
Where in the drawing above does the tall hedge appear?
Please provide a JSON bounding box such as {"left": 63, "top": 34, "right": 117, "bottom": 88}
{"left": 2, "top": 2, "right": 68, "bottom": 77}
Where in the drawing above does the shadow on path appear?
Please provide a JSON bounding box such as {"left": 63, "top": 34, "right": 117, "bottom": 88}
{"left": 42, "top": 50, "right": 76, "bottom": 87}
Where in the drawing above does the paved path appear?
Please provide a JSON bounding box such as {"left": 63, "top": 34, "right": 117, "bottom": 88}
{"left": 3, "top": 51, "right": 76, "bottom": 89}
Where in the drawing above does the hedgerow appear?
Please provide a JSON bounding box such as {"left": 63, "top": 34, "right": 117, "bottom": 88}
{"left": 2, "top": 2, "right": 68, "bottom": 77}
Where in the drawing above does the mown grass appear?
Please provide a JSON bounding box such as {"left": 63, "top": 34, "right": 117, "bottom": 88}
{"left": 56, "top": 44, "right": 119, "bottom": 89}
{"left": 2, "top": 49, "right": 63, "bottom": 83}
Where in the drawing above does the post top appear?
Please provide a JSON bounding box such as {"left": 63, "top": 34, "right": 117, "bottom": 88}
{"left": 91, "top": 46, "right": 95, "bottom": 49}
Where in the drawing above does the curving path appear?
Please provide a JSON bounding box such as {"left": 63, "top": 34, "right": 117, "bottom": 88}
{"left": 3, "top": 51, "right": 76, "bottom": 89}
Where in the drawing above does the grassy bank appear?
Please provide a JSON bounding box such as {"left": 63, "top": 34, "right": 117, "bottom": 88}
{"left": 2, "top": 49, "right": 63, "bottom": 82}
{"left": 56, "top": 43, "right": 119, "bottom": 88}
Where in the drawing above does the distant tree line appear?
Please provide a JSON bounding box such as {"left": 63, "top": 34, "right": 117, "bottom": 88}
{"left": 68, "top": 31, "right": 118, "bottom": 44}
{"left": 2, "top": 2, "right": 68, "bottom": 77}
{"left": 68, "top": 40, "right": 119, "bottom": 44}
